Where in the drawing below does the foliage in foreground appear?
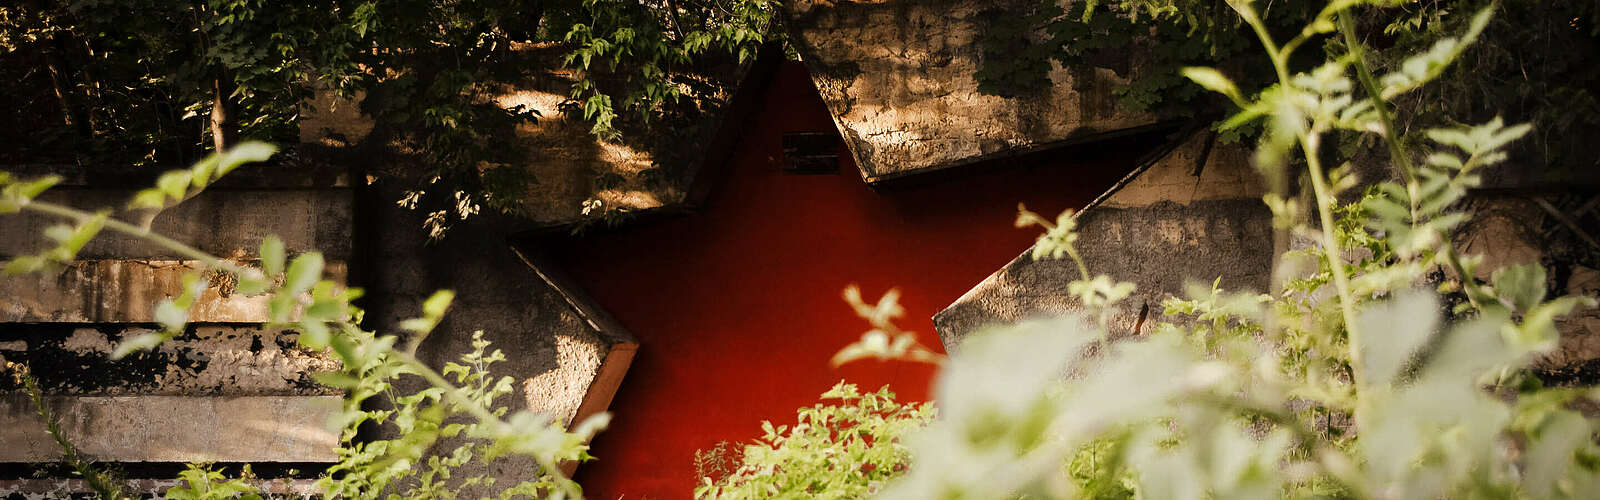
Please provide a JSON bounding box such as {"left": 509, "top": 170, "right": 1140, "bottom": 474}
{"left": 1, "top": 144, "right": 606, "bottom": 498}
{"left": 706, "top": 1, "right": 1600, "bottom": 498}
{"left": 694, "top": 382, "right": 934, "bottom": 499}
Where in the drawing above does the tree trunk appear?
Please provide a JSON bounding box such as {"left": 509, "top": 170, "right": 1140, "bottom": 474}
{"left": 26, "top": 0, "right": 92, "bottom": 139}
{"left": 210, "top": 69, "right": 238, "bottom": 151}
{"left": 42, "top": 48, "right": 91, "bottom": 139}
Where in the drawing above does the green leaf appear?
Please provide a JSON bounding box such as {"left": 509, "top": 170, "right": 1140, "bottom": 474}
{"left": 422, "top": 290, "right": 455, "bottom": 319}
{"left": 1523, "top": 410, "right": 1592, "bottom": 498}
{"left": 1357, "top": 291, "right": 1439, "bottom": 386}
{"left": 399, "top": 317, "right": 434, "bottom": 334}
{"left": 260, "top": 236, "right": 285, "bottom": 277}
{"left": 128, "top": 189, "right": 168, "bottom": 210}
{"left": 328, "top": 334, "right": 358, "bottom": 366}
{"left": 217, "top": 141, "right": 277, "bottom": 177}
{"left": 1513, "top": 296, "right": 1595, "bottom": 352}
{"left": 43, "top": 224, "right": 74, "bottom": 245}
{"left": 11, "top": 175, "right": 61, "bottom": 200}
{"left": 306, "top": 299, "right": 343, "bottom": 321}
{"left": 1491, "top": 263, "right": 1547, "bottom": 311}
{"left": 112, "top": 332, "right": 168, "bottom": 359}
{"left": 282, "top": 252, "right": 324, "bottom": 297}
{"left": 1181, "top": 67, "right": 1243, "bottom": 104}
{"left": 154, "top": 300, "right": 188, "bottom": 333}
{"left": 313, "top": 371, "right": 362, "bottom": 389}
{"left": 64, "top": 212, "right": 107, "bottom": 254}
{"left": 156, "top": 170, "right": 193, "bottom": 201}
{"left": 3, "top": 256, "right": 47, "bottom": 275}
{"left": 236, "top": 275, "right": 269, "bottom": 296}
{"left": 189, "top": 156, "right": 220, "bottom": 189}
{"left": 299, "top": 320, "right": 331, "bottom": 348}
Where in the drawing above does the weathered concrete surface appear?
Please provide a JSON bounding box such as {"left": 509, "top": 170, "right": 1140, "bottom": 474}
{"left": 1455, "top": 197, "right": 1548, "bottom": 280}
{"left": 784, "top": 0, "right": 1163, "bottom": 183}
{"left": 0, "top": 325, "right": 338, "bottom": 395}
{"left": 935, "top": 199, "right": 1274, "bottom": 348}
{"left": 0, "top": 259, "right": 347, "bottom": 323}
{"left": 1100, "top": 132, "right": 1261, "bottom": 208}
{"left": 935, "top": 142, "right": 1600, "bottom": 381}
{"left": 363, "top": 187, "right": 617, "bottom": 427}
{"left": 0, "top": 166, "right": 354, "bottom": 468}
{"left": 934, "top": 130, "right": 1271, "bottom": 348}
{"left": 0, "top": 395, "right": 340, "bottom": 462}
{"left": 357, "top": 178, "right": 637, "bottom": 492}
{"left": 0, "top": 189, "right": 352, "bottom": 260}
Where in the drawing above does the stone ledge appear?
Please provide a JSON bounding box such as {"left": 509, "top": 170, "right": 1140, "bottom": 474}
{"left": 0, "top": 325, "right": 339, "bottom": 396}
{"left": 0, "top": 189, "right": 352, "bottom": 260}
{"left": 785, "top": 0, "right": 1163, "bottom": 182}
{"left": 0, "top": 259, "right": 347, "bottom": 323}
{"left": 934, "top": 199, "right": 1274, "bottom": 349}
{"left": 0, "top": 395, "right": 341, "bottom": 462}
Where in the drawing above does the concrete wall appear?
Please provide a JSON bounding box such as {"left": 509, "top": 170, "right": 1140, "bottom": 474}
{"left": 0, "top": 160, "right": 637, "bottom": 494}
{"left": 0, "top": 171, "right": 352, "bottom": 473}
{"left": 353, "top": 177, "right": 635, "bottom": 496}
{"left": 935, "top": 131, "right": 1271, "bottom": 347}
{"left": 784, "top": 0, "right": 1164, "bottom": 183}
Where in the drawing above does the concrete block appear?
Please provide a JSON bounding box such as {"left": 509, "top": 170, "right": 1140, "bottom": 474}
{"left": 935, "top": 199, "right": 1274, "bottom": 349}
{"left": 0, "top": 395, "right": 341, "bottom": 462}
{"left": 785, "top": 0, "right": 1164, "bottom": 182}
{"left": 0, "top": 188, "right": 352, "bottom": 260}
{"left": 0, "top": 325, "right": 339, "bottom": 396}
{"left": 1101, "top": 132, "right": 1262, "bottom": 208}
{"left": 0, "top": 259, "right": 346, "bottom": 323}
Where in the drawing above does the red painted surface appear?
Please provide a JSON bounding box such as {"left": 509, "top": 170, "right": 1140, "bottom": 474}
{"left": 555, "top": 62, "right": 1154, "bottom": 499}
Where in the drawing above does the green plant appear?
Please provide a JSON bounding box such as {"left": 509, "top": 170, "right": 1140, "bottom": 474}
{"left": 165, "top": 464, "right": 263, "bottom": 500}
{"left": 822, "top": 1, "right": 1600, "bottom": 498}
{"left": 0, "top": 143, "right": 607, "bottom": 498}
{"left": 694, "top": 381, "right": 935, "bottom": 499}
{"left": 562, "top": 0, "right": 777, "bottom": 140}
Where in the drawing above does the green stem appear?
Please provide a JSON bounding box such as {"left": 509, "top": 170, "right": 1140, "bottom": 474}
{"left": 16, "top": 365, "right": 125, "bottom": 499}
{"left": 393, "top": 350, "right": 504, "bottom": 429}
{"left": 1338, "top": 13, "right": 1415, "bottom": 183}
{"left": 1066, "top": 246, "right": 1091, "bottom": 282}
{"left": 20, "top": 199, "right": 251, "bottom": 276}
{"left": 1235, "top": 1, "right": 1368, "bottom": 411}
{"left": 1441, "top": 242, "right": 1489, "bottom": 309}
{"left": 1233, "top": 3, "right": 1291, "bottom": 84}
{"left": 1300, "top": 134, "right": 1366, "bottom": 390}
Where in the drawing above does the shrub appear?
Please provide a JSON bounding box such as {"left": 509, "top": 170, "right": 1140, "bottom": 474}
{"left": 694, "top": 382, "right": 934, "bottom": 499}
